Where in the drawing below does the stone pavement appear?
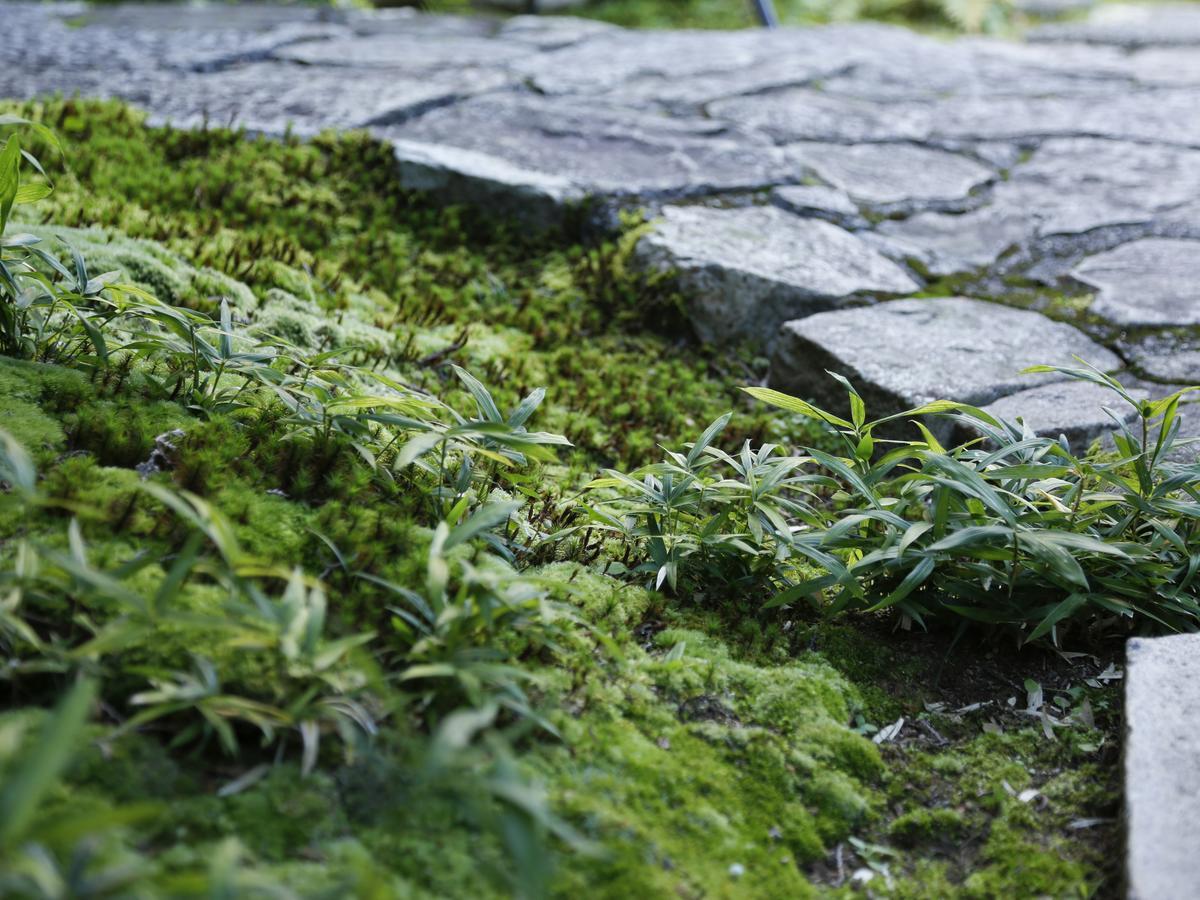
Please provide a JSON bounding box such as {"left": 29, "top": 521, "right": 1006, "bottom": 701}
{"left": 5, "top": 1, "right": 1200, "bottom": 444}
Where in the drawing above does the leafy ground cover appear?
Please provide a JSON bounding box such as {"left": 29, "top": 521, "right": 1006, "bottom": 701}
{"left": 0, "top": 100, "right": 1132, "bottom": 897}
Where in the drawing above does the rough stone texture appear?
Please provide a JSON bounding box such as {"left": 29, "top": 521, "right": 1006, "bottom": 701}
{"left": 509, "top": 25, "right": 909, "bottom": 103}
{"left": 1072, "top": 239, "right": 1200, "bottom": 328}
{"left": 271, "top": 33, "right": 528, "bottom": 70}
{"left": 770, "top": 299, "right": 1121, "bottom": 440}
{"left": 1032, "top": 2, "right": 1200, "bottom": 48}
{"left": 636, "top": 206, "right": 919, "bottom": 346}
{"left": 1120, "top": 332, "right": 1200, "bottom": 385}
{"left": 150, "top": 64, "right": 509, "bottom": 134}
{"left": 708, "top": 88, "right": 934, "bottom": 144}
{"left": 770, "top": 185, "right": 867, "bottom": 229}
{"left": 1125, "top": 633, "right": 1200, "bottom": 900}
{"left": 784, "top": 142, "right": 994, "bottom": 215}
{"left": 379, "top": 96, "right": 801, "bottom": 225}
{"left": 874, "top": 139, "right": 1200, "bottom": 276}
{"left": 971, "top": 380, "right": 1143, "bottom": 448}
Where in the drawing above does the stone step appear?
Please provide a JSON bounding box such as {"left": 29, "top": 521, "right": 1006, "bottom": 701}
{"left": 1125, "top": 633, "right": 1200, "bottom": 900}
{"left": 769, "top": 297, "right": 1122, "bottom": 441}
{"left": 634, "top": 205, "right": 919, "bottom": 347}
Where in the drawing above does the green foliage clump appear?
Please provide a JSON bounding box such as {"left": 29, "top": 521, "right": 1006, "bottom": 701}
{"left": 597, "top": 365, "right": 1200, "bottom": 642}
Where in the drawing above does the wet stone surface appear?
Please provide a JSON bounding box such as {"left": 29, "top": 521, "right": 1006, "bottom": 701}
{"left": 5, "top": 1, "right": 1200, "bottom": 444}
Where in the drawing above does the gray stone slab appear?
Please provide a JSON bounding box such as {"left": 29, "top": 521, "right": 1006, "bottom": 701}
{"left": 874, "top": 139, "right": 1200, "bottom": 276}
{"left": 1116, "top": 47, "right": 1200, "bottom": 87}
{"left": 1073, "top": 239, "right": 1200, "bottom": 328}
{"left": 819, "top": 37, "right": 1136, "bottom": 102}
{"left": 1125, "top": 632, "right": 1200, "bottom": 900}
{"left": 379, "top": 96, "right": 800, "bottom": 224}
{"left": 389, "top": 138, "right": 584, "bottom": 229}
{"left": 770, "top": 185, "right": 867, "bottom": 229}
{"left": 770, "top": 298, "right": 1121, "bottom": 440}
{"left": 635, "top": 205, "right": 919, "bottom": 346}
{"left": 77, "top": 2, "right": 340, "bottom": 33}
{"left": 972, "top": 379, "right": 1143, "bottom": 448}
{"left": 142, "top": 63, "right": 506, "bottom": 134}
{"left": 272, "top": 33, "right": 527, "bottom": 70}
{"left": 510, "top": 25, "right": 905, "bottom": 101}
{"left": 784, "top": 142, "right": 994, "bottom": 215}
{"left": 1032, "top": 2, "right": 1200, "bottom": 48}
{"left": 344, "top": 9, "right": 497, "bottom": 38}
{"left": 1, "top": 1, "right": 350, "bottom": 75}
{"left": 872, "top": 207, "right": 1029, "bottom": 276}
{"left": 497, "top": 15, "right": 621, "bottom": 49}
{"left": 1123, "top": 333, "right": 1200, "bottom": 384}
{"left": 931, "top": 88, "right": 1200, "bottom": 148}
{"left": 708, "top": 88, "right": 934, "bottom": 144}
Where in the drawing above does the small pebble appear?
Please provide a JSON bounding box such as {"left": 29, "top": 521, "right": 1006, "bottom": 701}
{"left": 728, "top": 863, "right": 745, "bottom": 879}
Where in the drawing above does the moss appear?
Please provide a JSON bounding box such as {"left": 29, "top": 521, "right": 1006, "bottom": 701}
{"left": 889, "top": 807, "right": 967, "bottom": 846}
{"left": 522, "top": 600, "right": 885, "bottom": 896}
{"left": 963, "top": 818, "right": 1091, "bottom": 898}
{"left": 0, "top": 356, "right": 81, "bottom": 458}
{"left": 874, "top": 720, "right": 1116, "bottom": 896}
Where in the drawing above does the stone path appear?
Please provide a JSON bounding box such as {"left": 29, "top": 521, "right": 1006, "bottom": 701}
{"left": 5, "top": 1, "right": 1200, "bottom": 444}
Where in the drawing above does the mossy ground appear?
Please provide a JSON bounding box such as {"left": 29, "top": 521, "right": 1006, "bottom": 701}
{"left": 0, "top": 99, "right": 1121, "bottom": 897}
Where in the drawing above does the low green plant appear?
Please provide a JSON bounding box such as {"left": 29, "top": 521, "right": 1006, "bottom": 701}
{"left": 746, "top": 364, "right": 1200, "bottom": 640}
{"left": 0, "top": 117, "right": 148, "bottom": 370}
{"left": 364, "top": 503, "right": 570, "bottom": 721}
{"left": 583, "top": 412, "right": 824, "bottom": 595}
{"left": 595, "top": 364, "right": 1200, "bottom": 642}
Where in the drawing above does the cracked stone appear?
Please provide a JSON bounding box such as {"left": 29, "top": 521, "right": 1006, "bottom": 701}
{"left": 344, "top": 9, "right": 497, "bottom": 38}
{"left": 1121, "top": 333, "right": 1200, "bottom": 384}
{"left": 635, "top": 205, "right": 919, "bottom": 347}
{"left": 769, "top": 298, "right": 1121, "bottom": 441}
{"left": 770, "top": 185, "right": 867, "bottom": 229}
{"left": 931, "top": 88, "right": 1200, "bottom": 148}
{"left": 1072, "top": 238, "right": 1200, "bottom": 328}
{"left": 142, "top": 63, "right": 507, "bottom": 134}
{"left": 874, "top": 139, "right": 1200, "bottom": 276}
{"left": 510, "top": 25, "right": 907, "bottom": 102}
{"left": 380, "top": 95, "right": 799, "bottom": 225}
{"left": 818, "top": 37, "right": 1135, "bottom": 102}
